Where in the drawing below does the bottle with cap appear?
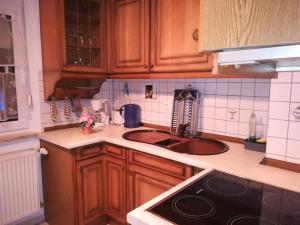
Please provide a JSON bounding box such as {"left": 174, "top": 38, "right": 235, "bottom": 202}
{"left": 249, "top": 112, "right": 257, "bottom": 142}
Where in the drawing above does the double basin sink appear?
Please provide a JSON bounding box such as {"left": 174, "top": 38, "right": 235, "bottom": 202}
{"left": 122, "top": 129, "right": 228, "bottom": 155}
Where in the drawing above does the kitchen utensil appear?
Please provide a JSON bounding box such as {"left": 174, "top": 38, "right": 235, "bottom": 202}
{"left": 71, "top": 97, "right": 82, "bottom": 118}
{"left": 170, "top": 85, "right": 200, "bottom": 137}
{"left": 121, "top": 104, "right": 141, "bottom": 128}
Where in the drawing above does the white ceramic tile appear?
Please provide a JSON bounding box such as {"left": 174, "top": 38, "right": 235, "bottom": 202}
{"left": 215, "top": 96, "right": 228, "bottom": 107}
{"left": 240, "top": 97, "right": 254, "bottom": 110}
{"left": 238, "top": 122, "right": 249, "bottom": 136}
{"left": 205, "top": 82, "right": 217, "bottom": 95}
{"left": 288, "top": 121, "right": 300, "bottom": 141}
{"left": 215, "top": 120, "right": 226, "bottom": 132}
{"left": 271, "top": 72, "right": 292, "bottom": 83}
{"left": 291, "top": 83, "right": 300, "bottom": 102}
{"left": 255, "top": 78, "right": 270, "bottom": 83}
{"left": 228, "top": 83, "right": 241, "bottom": 96}
{"left": 203, "top": 118, "right": 215, "bottom": 130}
{"left": 227, "top": 109, "right": 239, "bottom": 121}
{"left": 285, "top": 157, "right": 300, "bottom": 164}
{"left": 215, "top": 108, "right": 227, "bottom": 120}
{"left": 254, "top": 97, "right": 269, "bottom": 111}
{"left": 203, "top": 95, "right": 216, "bottom": 107}
{"left": 265, "top": 153, "right": 285, "bottom": 161}
{"left": 270, "top": 83, "right": 291, "bottom": 102}
{"left": 241, "top": 82, "right": 255, "bottom": 97}
{"left": 266, "top": 137, "right": 287, "bottom": 156}
{"left": 269, "top": 101, "right": 290, "bottom": 120}
{"left": 216, "top": 78, "right": 228, "bottom": 83}
{"left": 255, "top": 82, "right": 270, "bottom": 97}
{"left": 205, "top": 78, "right": 217, "bottom": 83}
{"left": 286, "top": 139, "right": 300, "bottom": 159}
{"left": 239, "top": 109, "right": 252, "bottom": 123}
{"left": 216, "top": 82, "right": 229, "bottom": 95}
{"left": 255, "top": 111, "right": 268, "bottom": 125}
{"left": 228, "top": 78, "right": 242, "bottom": 83}
{"left": 227, "top": 96, "right": 240, "bottom": 108}
{"left": 195, "top": 82, "right": 205, "bottom": 93}
{"left": 203, "top": 106, "right": 215, "bottom": 119}
{"left": 268, "top": 119, "right": 288, "bottom": 138}
{"left": 226, "top": 121, "right": 239, "bottom": 134}
{"left": 292, "top": 72, "right": 300, "bottom": 82}
{"left": 289, "top": 102, "right": 300, "bottom": 121}
{"left": 242, "top": 78, "right": 255, "bottom": 83}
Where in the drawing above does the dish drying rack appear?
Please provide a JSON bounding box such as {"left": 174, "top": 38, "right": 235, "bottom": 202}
{"left": 170, "top": 85, "right": 201, "bottom": 137}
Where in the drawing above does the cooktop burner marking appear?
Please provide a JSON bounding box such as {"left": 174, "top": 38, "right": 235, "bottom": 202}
{"left": 227, "top": 215, "right": 280, "bottom": 225}
{"left": 172, "top": 195, "right": 215, "bottom": 219}
{"left": 196, "top": 188, "right": 203, "bottom": 194}
{"left": 205, "top": 176, "right": 248, "bottom": 196}
{"left": 260, "top": 193, "right": 300, "bottom": 213}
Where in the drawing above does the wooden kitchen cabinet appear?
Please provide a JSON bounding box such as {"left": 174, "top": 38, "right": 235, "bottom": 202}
{"left": 127, "top": 164, "right": 185, "bottom": 211}
{"left": 104, "top": 155, "right": 127, "bottom": 224}
{"left": 107, "top": 0, "right": 150, "bottom": 73}
{"left": 41, "top": 141, "right": 106, "bottom": 225}
{"left": 150, "top": 0, "right": 212, "bottom": 72}
{"left": 107, "top": 0, "right": 212, "bottom": 74}
{"left": 76, "top": 156, "right": 105, "bottom": 225}
{"left": 199, "top": 0, "right": 300, "bottom": 51}
{"left": 127, "top": 149, "right": 193, "bottom": 211}
{"left": 39, "top": 0, "right": 107, "bottom": 100}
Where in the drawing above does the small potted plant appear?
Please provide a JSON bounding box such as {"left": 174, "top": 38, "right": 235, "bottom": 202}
{"left": 79, "top": 114, "right": 95, "bottom": 134}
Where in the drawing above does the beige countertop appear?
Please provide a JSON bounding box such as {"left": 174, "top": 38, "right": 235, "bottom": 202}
{"left": 39, "top": 125, "right": 300, "bottom": 225}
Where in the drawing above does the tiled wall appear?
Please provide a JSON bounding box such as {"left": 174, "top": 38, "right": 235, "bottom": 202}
{"left": 39, "top": 79, "right": 113, "bottom": 128}
{"left": 266, "top": 72, "right": 300, "bottom": 164}
{"left": 39, "top": 73, "right": 300, "bottom": 164}
{"left": 112, "top": 78, "right": 271, "bottom": 139}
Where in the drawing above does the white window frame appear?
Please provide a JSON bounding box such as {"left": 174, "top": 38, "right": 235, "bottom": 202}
{"left": 0, "top": 0, "right": 31, "bottom": 133}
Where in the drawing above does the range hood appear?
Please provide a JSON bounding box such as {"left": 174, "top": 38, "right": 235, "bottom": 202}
{"left": 217, "top": 45, "right": 300, "bottom": 72}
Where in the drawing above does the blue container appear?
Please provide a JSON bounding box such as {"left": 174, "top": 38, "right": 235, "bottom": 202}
{"left": 121, "top": 104, "right": 141, "bottom": 128}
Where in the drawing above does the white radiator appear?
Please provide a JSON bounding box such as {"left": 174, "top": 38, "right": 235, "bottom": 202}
{"left": 0, "top": 149, "right": 41, "bottom": 225}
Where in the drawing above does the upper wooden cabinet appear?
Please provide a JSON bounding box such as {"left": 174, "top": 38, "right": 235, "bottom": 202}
{"left": 107, "top": 0, "right": 150, "bottom": 72}
{"left": 107, "top": 0, "right": 212, "bottom": 73}
{"left": 39, "top": 0, "right": 107, "bottom": 100}
{"left": 150, "top": 0, "right": 212, "bottom": 72}
{"left": 199, "top": 0, "right": 300, "bottom": 51}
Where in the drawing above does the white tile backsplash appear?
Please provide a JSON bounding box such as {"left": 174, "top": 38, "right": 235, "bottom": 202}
{"left": 38, "top": 72, "right": 300, "bottom": 164}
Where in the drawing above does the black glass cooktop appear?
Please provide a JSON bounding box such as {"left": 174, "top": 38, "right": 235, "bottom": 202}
{"left": 148, "top": 170, "right": 300, "bottom": 225}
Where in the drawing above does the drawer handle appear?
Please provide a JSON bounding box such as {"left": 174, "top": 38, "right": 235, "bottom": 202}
{"left": 192, "top": 29, "right": 199, "bottom": 41}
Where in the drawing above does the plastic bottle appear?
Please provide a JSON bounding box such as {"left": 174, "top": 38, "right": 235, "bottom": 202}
{"left": 249, "top": 112, "right": 257, "bottom": 142}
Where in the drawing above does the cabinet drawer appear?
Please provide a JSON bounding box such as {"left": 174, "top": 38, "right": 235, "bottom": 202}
{"left": 128, "top": 150, "right": 192, "bottom": 179}
{"left": 104, "top": 143, "right": 126, "bottom": 159}
{"left": 76, "top": 144, "right": 103, "bottom": 160}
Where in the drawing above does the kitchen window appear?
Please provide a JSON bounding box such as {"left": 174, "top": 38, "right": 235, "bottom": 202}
{"left": 0, "top": 0, "right": 31, "bottom": 132}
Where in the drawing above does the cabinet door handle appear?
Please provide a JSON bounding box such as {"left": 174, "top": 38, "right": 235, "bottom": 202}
{"left": 144, "top": 64, "right": 148, "bottom": 69}
{"left": 150, "top": 64, "right": 154, "bottom": 69}
{"left": 192, "top": 29, "right": 199, "bottom": 41}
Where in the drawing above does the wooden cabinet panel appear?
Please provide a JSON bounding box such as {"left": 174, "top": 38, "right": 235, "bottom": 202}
{"left": 108, "top": 0, "right": 150, "bottom": 72}
{"left": 200, "top": 0, "right": 300, "bottom": 51}
{"left": 104, "top": 143, "right": 126, "bottom": 159}
{"left": 76, "top": 144, "right": 103, "bottom": 160}
{"left": 128, "top": 149, "right": 193, "bottom": 179}
{"left": 104, "top": 155, "right": 127, "bottom": 224}
{"left": 150, "top": 0, "right": 212, "bottom": 72}
{"left": 127, "top": 164, "right": 184, "bottom": 211}
{"left": 77, "top": 156, "right": 105, "bottom": 225}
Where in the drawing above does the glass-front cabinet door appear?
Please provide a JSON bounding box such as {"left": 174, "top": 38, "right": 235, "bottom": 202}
{"left": 63, "top": 0, "right": 106, "bottom": 73}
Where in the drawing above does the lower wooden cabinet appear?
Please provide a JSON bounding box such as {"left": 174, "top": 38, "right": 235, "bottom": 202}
{"left": 104, "top": 155, "right": 127, "bottom": 224}
{"left": 127, "top": 164, "right": 185, "bottom": 211}
{"left": 41, "top": 141, "right": 193, "bottom": 225}
{"left": 77, "top": 156, "right": 105, "bottom": 225}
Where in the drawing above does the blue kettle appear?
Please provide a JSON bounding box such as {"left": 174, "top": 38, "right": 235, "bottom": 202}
{"left": 120, "top": 104, "right": 141, "bottom": 128}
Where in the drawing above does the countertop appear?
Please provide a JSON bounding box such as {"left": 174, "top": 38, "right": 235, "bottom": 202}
{"left": 39, "top": 125, "right": 300, "bottom": 225}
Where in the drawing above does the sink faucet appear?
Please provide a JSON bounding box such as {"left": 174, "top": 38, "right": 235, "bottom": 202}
{"left": 177, "top": 123, "right": 189, "bottom": 137}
